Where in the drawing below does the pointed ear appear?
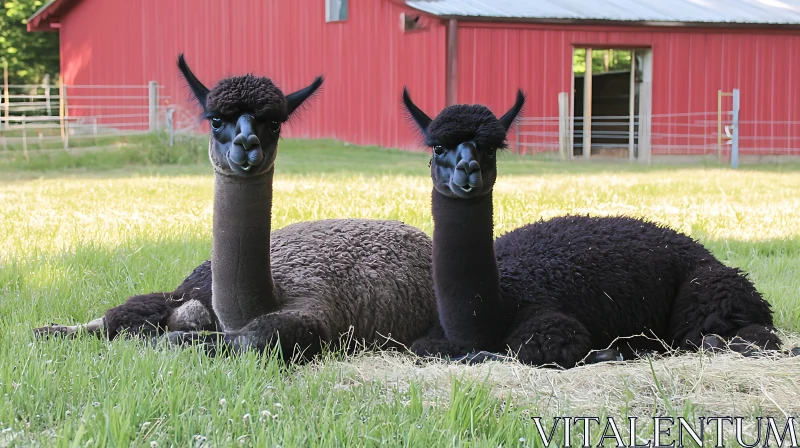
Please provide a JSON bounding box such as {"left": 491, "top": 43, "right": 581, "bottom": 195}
{"left": 286, "top": 76, "right": 324, "bottom": 118}
{"left": 402, "top": 87, "right": 432, "bottom": 137}
{"left": 177, "top": 54, "right": 210, "bottom": 112}
{"left": 498, "top": 89, "right": 526, "bottom": 132}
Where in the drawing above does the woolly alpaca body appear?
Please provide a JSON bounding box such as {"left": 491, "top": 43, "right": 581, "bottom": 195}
{"left": 100, "top": 218, "right": 436, "bottom": 356}
{"left": 33, "top": 56, "right": 438, "bottom": 360}
{"left": 402, "top": 89, "right": 785, "bottom": 368}
{"left": 414, "top": 195, "right": 781, "bottom": 367}
{"left": 498, "top": 214, "right": 775, "bottom": 363}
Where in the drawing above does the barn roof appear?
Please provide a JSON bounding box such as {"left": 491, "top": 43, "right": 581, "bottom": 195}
{"left": 406, "top": 0, "right": 800, "bottom": 27}
{"left": 28, "top": 0, "right": 800, "bottom": 32}
{"left": 27, "top": 0, "right": 77, "bottom": 32}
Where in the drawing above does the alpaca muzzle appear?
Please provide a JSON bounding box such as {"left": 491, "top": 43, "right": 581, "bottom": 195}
{"left": 229, "top": 133, "right": 264, "bottom": 171}
{"left": 453, "top": 143, "right": 483, "bottom": 193}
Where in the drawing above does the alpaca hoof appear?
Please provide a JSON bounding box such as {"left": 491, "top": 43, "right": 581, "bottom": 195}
{"left": 584, "top": 349, "right": 624, "bottom": 364}
{"left": 154, "top": 330, "right": 253, "bottom": 357}
{"left": 33, "top": 323, "right": 78, "bottom": 338}
{"left": 728, "top": 336, "right": 765, "bottom": 357}
{"left": 701, "top": 335, "right": 726, "bottom": 353}
{"left": 155, "top": 331, "right": 219, "bottom": 349}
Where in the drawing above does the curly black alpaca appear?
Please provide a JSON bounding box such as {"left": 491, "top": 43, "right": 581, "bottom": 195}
{"left": 33, "top": 56, "right": 438, "bottom": 362}
{"left": 402, "top": 88, "right": 793, "bottom": 368}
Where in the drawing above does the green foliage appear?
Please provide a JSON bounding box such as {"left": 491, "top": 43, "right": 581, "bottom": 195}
{"left": 1, "top": 0, "right": 60, "bottom": 84}
{"left": 573, "top": 48, "right": 633, "bottom": 75}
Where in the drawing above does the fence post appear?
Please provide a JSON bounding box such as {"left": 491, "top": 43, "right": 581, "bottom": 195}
{"left": 638, "top": 81, "right": 652, "bottom": 164}
{"left": 43, "top": 74, "right": 52, "bottom": 116}
{"left": 514, "top": 120, "right": 520, "bottom": 154}
{"left": 149, "top": 81, "right": 159, "bottom": 132}
{"left": 583, "top": 48, "right": 592, "bottom": 159}
{"left": 59, "top": 81, "right": 67, "bottom": 148}
{"left": 731, "top": 88, "right": 740, "bottom": 169}
{"left": 167, "top": 107, "right": 175, "bottom": 147}
{"left": 628, "top": 50, "right": 636, "bottom": 161}
{"left": 22, "top": 116, "right": 29, "bottom": 162}
{"left": 2, "top": 60, "right": 9, "bottom": 130}
{"left": 93, "top": 117, "right": 98, "bottom": 146}
{"left": 717, "top": 90, "right": 723, "bottom": 164}
{"left": 558, "top": 92, "right": 569, "bottom": 161}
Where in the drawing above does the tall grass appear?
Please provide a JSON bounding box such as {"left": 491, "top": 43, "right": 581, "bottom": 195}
{"left": 1, "top": 138, "right": 798, "bottom": 446}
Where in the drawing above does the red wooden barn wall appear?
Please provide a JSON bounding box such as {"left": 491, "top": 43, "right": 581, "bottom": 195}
{"left": 58, "top": 0, "right": 446, "bottom": 151}
{"left": 457, "top": 22, "right": 800, "bottom": 156}
{"left": 54, "top": 0, "right": 800, "bottom": 156}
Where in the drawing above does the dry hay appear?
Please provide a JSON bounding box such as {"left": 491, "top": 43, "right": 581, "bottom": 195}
{"left": 330, "top": 332, "right": 800, "bottom": 418}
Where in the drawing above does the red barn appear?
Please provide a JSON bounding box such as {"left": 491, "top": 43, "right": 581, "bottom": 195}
{"left": 28, "top": 0, "right": 800, "bottom": 161}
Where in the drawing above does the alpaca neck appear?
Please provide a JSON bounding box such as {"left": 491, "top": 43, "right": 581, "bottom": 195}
{"left": 211, "top": 170, "right": 280, "bottom": 331}
{"left": 431, "top": 189, "right": 507, "bottom": 349}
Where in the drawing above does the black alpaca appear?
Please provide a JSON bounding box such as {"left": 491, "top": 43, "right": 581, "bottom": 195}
{"left": 402, "top": 88, "right": 789, "bottom": 368}
{"left": 33, "top": 56, "right": 439, "bottom": 362}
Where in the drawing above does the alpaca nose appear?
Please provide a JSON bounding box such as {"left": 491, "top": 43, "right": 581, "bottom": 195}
{"left": 233, "top": 115, "right": 261, "bottom": 150}
{"left": 228, "top": 114, "right": 265, "bottom": 170}
{"left": 233, "top": 133, "right": 261, "bottom": 150}
{"left": 452, "top": 141, "right": 483, "bottom": 192}
{"left": 455, "top": 142, "right": 480, "bottom": 174}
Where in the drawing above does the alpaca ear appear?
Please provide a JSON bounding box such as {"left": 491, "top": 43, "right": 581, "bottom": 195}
{"left": 177, "top": 54, "right": 210, "bottom": 112}
{"left": 286, "top": 76, "right": 325, "bottom": 118}
{"left": 402, "top": 87, "right": 432, "bottom": 137}
{"left": 498, "top": 89, "right": 526, "bottom": 133}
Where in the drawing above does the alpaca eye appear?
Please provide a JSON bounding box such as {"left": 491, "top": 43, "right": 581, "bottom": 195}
{"left": 269, "top": 120, "right": 280, "bottom": 132}
{"left": 210, "top": 117, "right": 222, "bottom": 130}
{"left": 487, "top": 148, "right": 496, "bottom": 158}
{"left": 433, "top": 145, "right": 444, "bottom": 156}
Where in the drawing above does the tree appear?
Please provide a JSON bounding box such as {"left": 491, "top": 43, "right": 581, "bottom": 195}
{"left": 1, "top": 0, "right": 59, "bottom": 85}
{"left": 572, "top": 49, "right": 632, "bottom": 75}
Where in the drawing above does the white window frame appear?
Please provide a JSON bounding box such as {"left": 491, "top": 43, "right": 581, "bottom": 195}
{"left": 325, "top": 0, "right": 348, "bottom": 22}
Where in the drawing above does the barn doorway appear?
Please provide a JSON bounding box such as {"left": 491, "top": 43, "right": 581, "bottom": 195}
{"left": 572, "top": 48, "right": 651, "bottom": 159}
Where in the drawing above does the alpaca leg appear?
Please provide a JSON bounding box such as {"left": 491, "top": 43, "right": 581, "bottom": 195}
{"left": 34, "top": 293, "right": 214, "bottom": 340}
{"left": 504, "top": 311, "right": 619, "bottom": 368}
{"left": 102, "top": 293, "right": 190, "bottom": 338}
{"left": 668, "top": 263, "right": 782, "bottom": 356}
{"left": 34, "top": 261, "right": 215, "bottom": 340}
{"left": 409, "top": 322, "right": 470, "bottom": 359}
{"left": 409, "top": 322, "right": 508, "bottom": 364}
{"left": 33, "top": 316, "right": 105, "bottom": 338}
{"left": 162, "top": 310, "right": 332, "bottom": 362}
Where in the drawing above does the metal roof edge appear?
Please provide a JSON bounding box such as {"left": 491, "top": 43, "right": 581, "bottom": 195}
{"left": 27, "top": 0, "right": 80, "bottom": 32}
{"left": 415, "top": 12, "right": 800, "bottom": 30}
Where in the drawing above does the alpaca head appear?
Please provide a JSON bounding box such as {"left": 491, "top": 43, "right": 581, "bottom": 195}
{"left": 402, "top": 89, "right": 525, "bottom": 198}
{"left": 177, "top": 54, "right": 323, "bottom": 177}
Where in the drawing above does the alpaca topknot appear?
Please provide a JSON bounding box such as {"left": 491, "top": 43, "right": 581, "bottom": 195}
{"left": 206, "top": 74, "right": 287, "bottom": 119}
{"left": 427, "top": 104, "right": 508, "bottom": 150}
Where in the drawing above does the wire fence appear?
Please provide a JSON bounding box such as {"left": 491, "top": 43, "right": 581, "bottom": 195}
{"left": 513, "top": 111, "right": 800, "bottom": 160}
{"left": 0, "top": 82, "right": 207, "bottom": 158}
{"left": 4, "top": 82, "right": 800, "bottom": 163}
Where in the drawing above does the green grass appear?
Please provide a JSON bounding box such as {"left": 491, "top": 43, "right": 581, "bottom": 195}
{"left": 1, "top": 138, "right": 799, "bottom": 446}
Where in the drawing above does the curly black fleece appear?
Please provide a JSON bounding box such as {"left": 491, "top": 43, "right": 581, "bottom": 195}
{"left": 426, "top": 105, "right": 508, "bottom": 150}
{"left": 410, "top": 102, "right": 783, "bottom": 368}
{"left": 413, "top": 198, "right": 783, "bottom": 368}
{"left": 206, "top": 75, "right": 287, "bottom": 120}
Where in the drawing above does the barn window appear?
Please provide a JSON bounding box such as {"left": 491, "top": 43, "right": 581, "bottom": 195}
{"left": 326, "top": 0, "right": 348, "bottom": 22}
{"left": 401, "top": 13, "right": 427, "bottom": 32}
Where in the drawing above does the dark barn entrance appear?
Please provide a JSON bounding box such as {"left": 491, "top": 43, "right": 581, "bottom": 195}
{"left": 573, "top": 48, "right": 648, "bottom": 159}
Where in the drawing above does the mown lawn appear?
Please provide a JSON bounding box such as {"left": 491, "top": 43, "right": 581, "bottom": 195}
{"left": 1, "top": 138, "right": 799, "bottom": 446}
